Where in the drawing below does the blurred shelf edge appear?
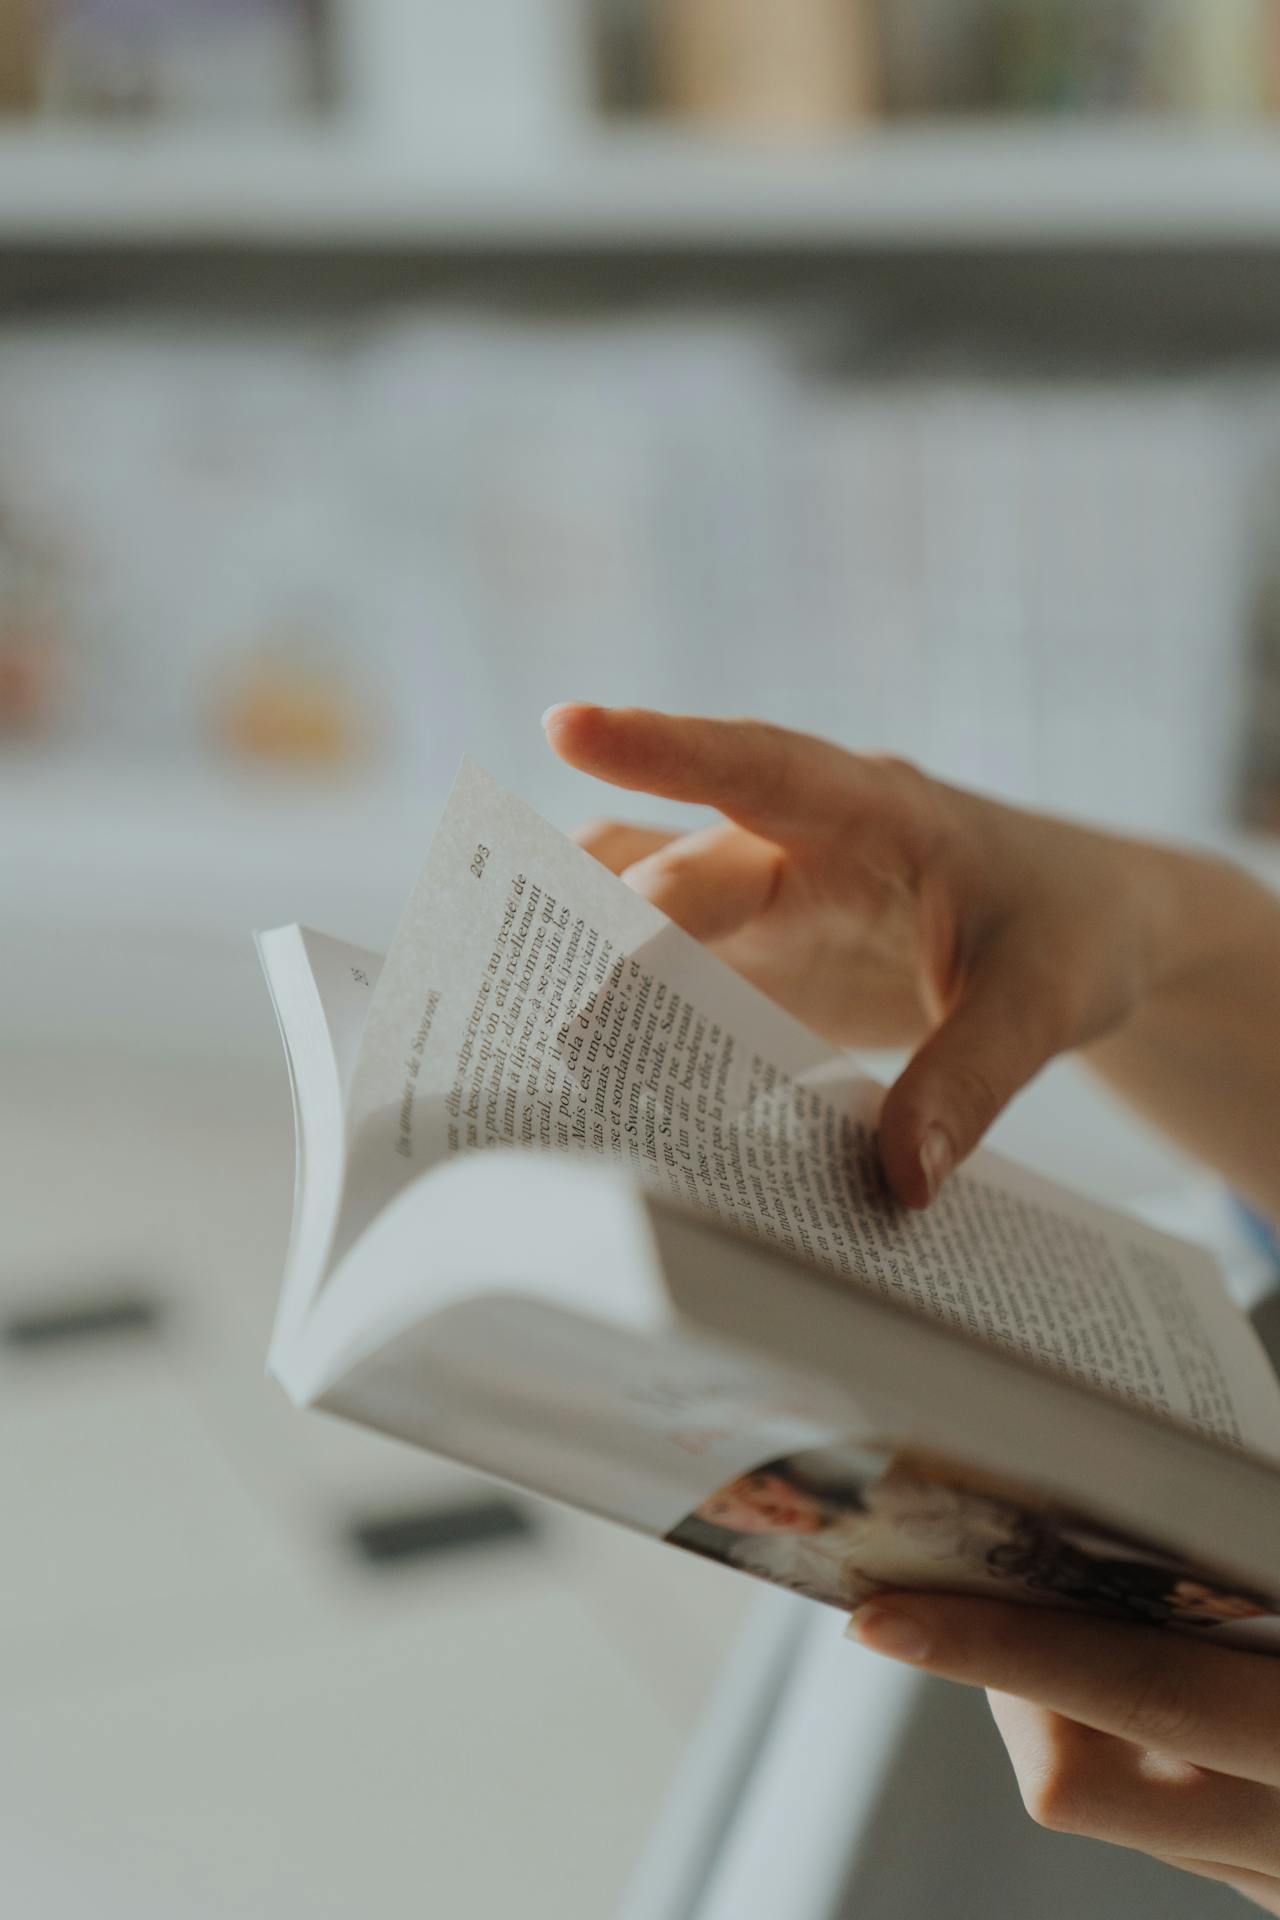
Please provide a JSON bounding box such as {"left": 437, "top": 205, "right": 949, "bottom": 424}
{"left": 9, "top": 122, "right": 1280, "bottom": 253}
{"left": 4, "top": 749, "right": 1280, "bottom": 939}
{"left": 2, "top": 747, "right": 1277, "bottom": 1072}
{"left": 0, "top": 752, "right": 422, "bottom": 956}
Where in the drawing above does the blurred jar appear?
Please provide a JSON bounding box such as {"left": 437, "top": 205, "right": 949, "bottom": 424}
{"left": 1146, "top": 0, "right": 1265, "bottom": 120}
{"left": 656, "top": 0, "right": 880, "bottom": 136}
{"left": 212, "top": 633, "right": 371, "bottom": 776}
{"left": 43, "top": 0, "right": 325, "bottom": 120}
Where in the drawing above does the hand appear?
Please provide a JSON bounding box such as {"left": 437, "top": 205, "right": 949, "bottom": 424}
{"left": 853, "top": 1595, "right": 1280, "bottom": 1912}
{"left": 544, "top": 703, "right": 1165, "bottom": 1208}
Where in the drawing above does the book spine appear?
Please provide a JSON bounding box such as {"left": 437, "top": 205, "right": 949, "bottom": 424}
{"left": 655, "top": 0, "right": 881, "bottom": 132}
{"left": 1168, "top": 0, "right": 1265, "bottom": 119}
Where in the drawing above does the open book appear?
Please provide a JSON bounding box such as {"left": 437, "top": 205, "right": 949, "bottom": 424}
{"left": 259, "top": 763, "right": 1280, "bottom": 1645}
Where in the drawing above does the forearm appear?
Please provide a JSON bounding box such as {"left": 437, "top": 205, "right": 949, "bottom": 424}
{"left": 1084, "top": 844, "right": 1280, "bottom": 1226}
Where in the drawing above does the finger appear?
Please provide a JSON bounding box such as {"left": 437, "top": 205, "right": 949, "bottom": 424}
{"left": 877, "top": 943, "right": 1070, "bottom": 1207}
{"left": 852, "top": 1595, "right": 1280, "bottom": 1785}
{"left": 987, "top": 1692, "right": 1280, "bottom": 1876}
{"left": 544, "top": 703, "right": 929, "bottom": 846}
{"left": 621, "top": 823, "right": 782, "bottom": 944}
{"left": 1156, "top": 1855, "right": 1280, "bottom": 1914}
{"left": 573, "top": 819, "right": 679, "bottom": 875}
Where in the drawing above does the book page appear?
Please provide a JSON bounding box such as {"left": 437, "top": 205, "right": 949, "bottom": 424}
{"left": 342, "top": 762, "right": 1280, "bottom": 1456}
{"left": 320, "top": 1159, "right": 1280, "bottom": 1653}
{"left": 660, "top": 1436, "right": 1280, "bottom": 1649}
{"left": 257, "top": 927, "right": 385, "bottom": 1371}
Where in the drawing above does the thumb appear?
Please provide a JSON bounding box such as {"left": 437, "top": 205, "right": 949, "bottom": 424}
{"left": 877, "top": 955, "right": 1067, "bottom": 1209}
{"left": 620, "top": 822, "right": 781, "bottom": 944}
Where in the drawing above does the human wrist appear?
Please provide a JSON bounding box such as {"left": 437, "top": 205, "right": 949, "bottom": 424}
{"left": 1102, "top": 837, "right": 1270, "bottom": 1024}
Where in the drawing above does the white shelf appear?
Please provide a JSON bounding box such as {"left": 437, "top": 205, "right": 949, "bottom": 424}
{"left": 7, "top": 121, "right": 1280, "bottom": 251}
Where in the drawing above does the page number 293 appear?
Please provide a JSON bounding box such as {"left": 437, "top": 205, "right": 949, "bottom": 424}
{"left": 470, "top": 844, "right": 490, "bottom": 880}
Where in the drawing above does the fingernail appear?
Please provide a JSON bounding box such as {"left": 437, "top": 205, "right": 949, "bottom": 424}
{"left": 849, "top": 1603, "right": 932, "bottom": 1664}
{"left": 918, "top": 1124, "right": 953, "bottom": 1200}
{"left": 541, "top": 703, "right": 574, "bottom": 731}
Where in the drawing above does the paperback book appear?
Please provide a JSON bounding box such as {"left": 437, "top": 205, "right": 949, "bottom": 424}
{"left": 259, "top": 763, "right": 1280, "bottom": 1643}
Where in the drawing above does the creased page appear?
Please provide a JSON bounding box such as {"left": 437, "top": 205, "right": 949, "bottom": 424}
{"left": 341, "top": 761, "right": 1280, "bottom": 1456}
{"left": 340, "top": 759, "right": 839, "bottom": 1246}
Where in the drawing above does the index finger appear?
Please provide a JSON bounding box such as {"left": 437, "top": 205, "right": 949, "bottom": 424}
{"left": 543, "top": 703, "right": 906, "bottom": 842}
{"left": 852, "top": 1594, "right": 1280, "bottom": 1785}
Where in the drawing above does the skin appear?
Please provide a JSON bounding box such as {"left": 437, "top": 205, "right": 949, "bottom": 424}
{"left": 544, "top": 700, "right": 1280, "bottom": 1908}
{"left": 696, "top": 1470, "right": 828, "bottom": 1536}
{"left": 1166, "top": 1583, "right": 1269, "bottom": 1625}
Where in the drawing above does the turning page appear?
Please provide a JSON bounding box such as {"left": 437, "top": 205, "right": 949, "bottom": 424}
{"left": 338, "top": 762, "right": 1280, "bottom": 1458}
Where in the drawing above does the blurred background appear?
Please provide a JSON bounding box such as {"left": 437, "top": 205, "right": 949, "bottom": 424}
{"left": 6, "top": 2, "right": 1280, "bottom": 1916}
